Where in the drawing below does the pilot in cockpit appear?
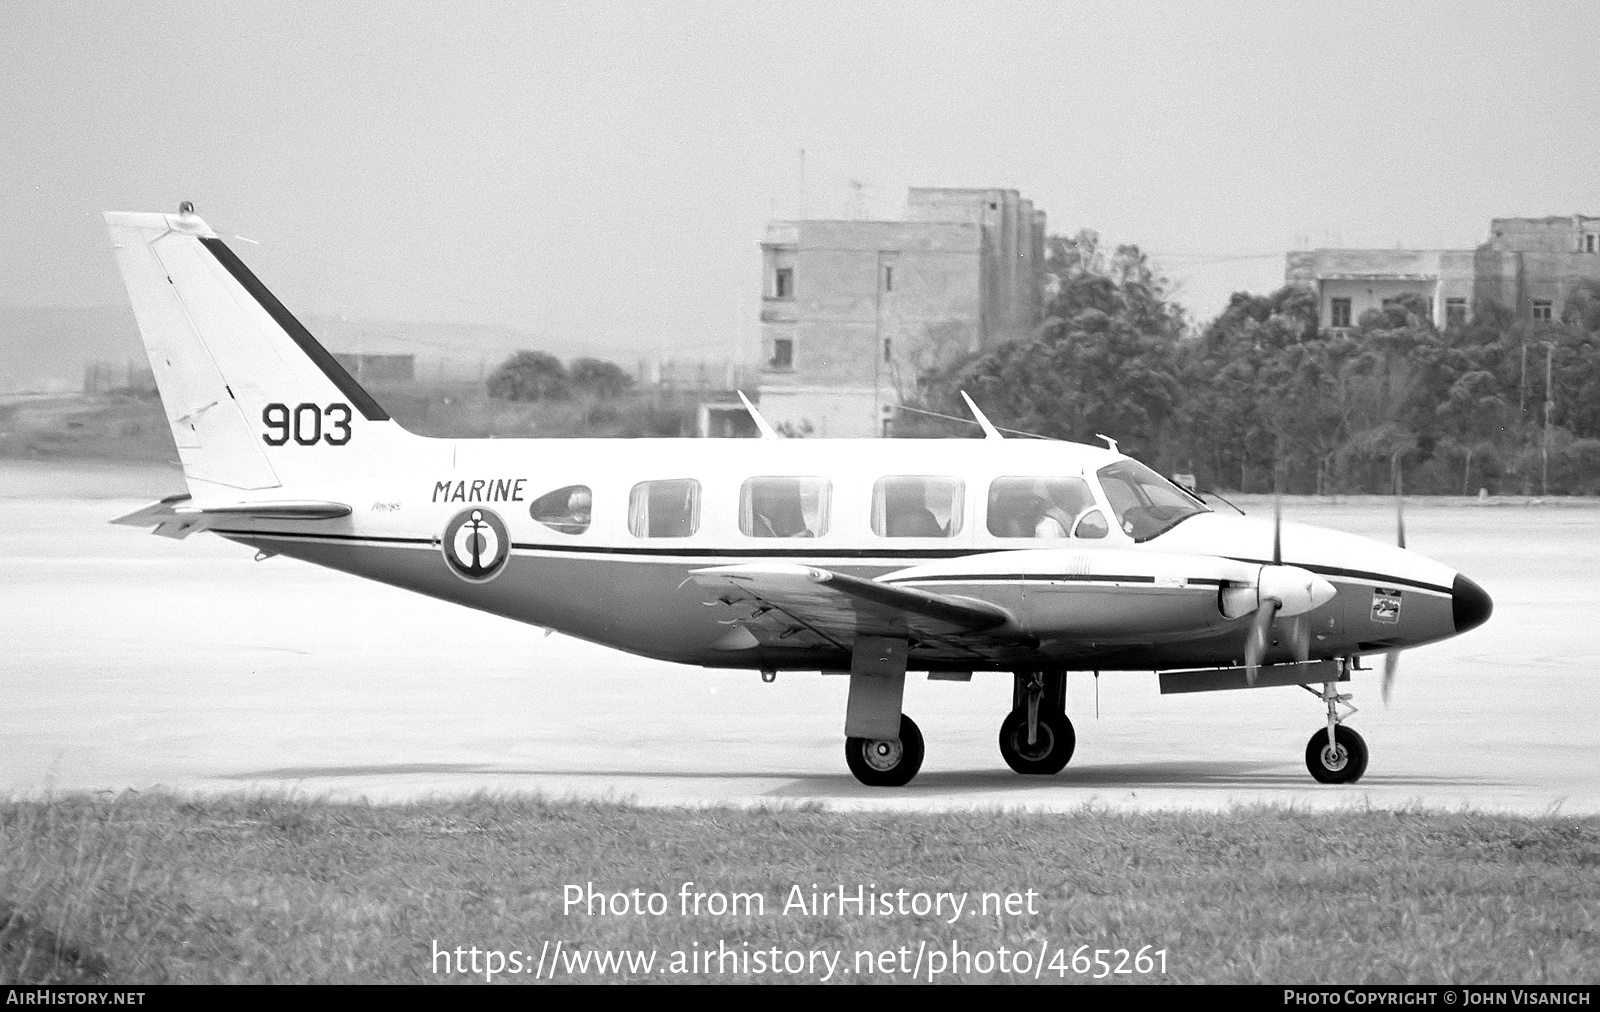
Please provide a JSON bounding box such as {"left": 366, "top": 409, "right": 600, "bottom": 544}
{"left": 1029, "top": 479, "right": 1089, "bottom": 538}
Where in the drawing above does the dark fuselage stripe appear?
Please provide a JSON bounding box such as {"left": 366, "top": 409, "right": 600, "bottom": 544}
{"left": 217, "top": 529, "right": 1450, "bottom": 593}
{"left": 1225, "top": 557, "right": 1450, "bottom": 595}
{"left": 197, "top": 236, "right": 391, "bottom": 422}
{"left": 218, "top": 529, "right": 975, "bottom": 559}
{"left": 891, "top": 574, "right": 1224, "bottom": 587}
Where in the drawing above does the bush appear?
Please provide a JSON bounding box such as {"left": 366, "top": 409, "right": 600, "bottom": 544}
{"left": 487, "top": 351, "right": 568, "bottom": 401}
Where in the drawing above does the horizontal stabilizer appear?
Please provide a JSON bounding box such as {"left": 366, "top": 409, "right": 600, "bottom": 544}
{"left": 112, "top": 496, "right": 350, "bottom": 539}
{"left": 173, "top": 500, "right": 352, "bottom": 520}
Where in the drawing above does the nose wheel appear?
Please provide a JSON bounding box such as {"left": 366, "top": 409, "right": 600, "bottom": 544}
{"left": 1306, "top": 725, "right": 1368, "bottom": 784}
{"left": 1302, "top": 671, "right": 1367, "bottom": 783}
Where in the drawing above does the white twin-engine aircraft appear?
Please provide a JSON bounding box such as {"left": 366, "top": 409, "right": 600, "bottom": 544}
{"left": 106, "top": 206, "right": 1492, "bottom": 787}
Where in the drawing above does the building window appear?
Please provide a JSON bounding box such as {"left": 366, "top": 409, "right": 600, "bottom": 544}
{"left": 769, "top": 337, "right": 793, "bottom": 371}
{"left": 883, "top": 266, "right": 893, "bottom": 292}
{"left": 1446, "top": 298, "right": 1467, "bottom": 327}
{"left": 773, "top": 267, "right": 793, "bottom": 299}
{"left": 1532, "top": 301, "right": 1553, "bottom": 322}
{"left": 1586, "top": 233, "right": 1598, "bottom": 254}
{"left": 883, "top": 338, "right": 892, "bottom": 363}
{"left": 1330, "top": 298, "right": 1352, "bottom": 329}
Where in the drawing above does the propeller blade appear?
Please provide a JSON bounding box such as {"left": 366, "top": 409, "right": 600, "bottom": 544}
{"left": 1244, "top": 598, "right": 1280, "bottom": 685}
{"left": 1272, "top": 494, "right": 1283, "bottom": 565}
{"left": 1394, "top": 460, "right": 1407, "bottom": 550}
{"left": 1288, "top": 614, "right": 1311, "bottom": 663}
{"left": 1382, "top": 649, "right": 1401, "bottom": 705}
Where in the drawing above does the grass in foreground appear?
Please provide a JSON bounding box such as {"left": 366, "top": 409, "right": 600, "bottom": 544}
{"left": 2, "top": 794, "right": 1596, "bottom": 984}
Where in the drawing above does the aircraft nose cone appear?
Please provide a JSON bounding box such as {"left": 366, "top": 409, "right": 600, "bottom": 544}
{"left": 1452, "top": 574, "right": 1492, "bottom": 633}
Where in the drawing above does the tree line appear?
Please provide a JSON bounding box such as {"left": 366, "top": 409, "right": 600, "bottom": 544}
{"left": 913, "top": 231, "right": 1600, "bottom": 496}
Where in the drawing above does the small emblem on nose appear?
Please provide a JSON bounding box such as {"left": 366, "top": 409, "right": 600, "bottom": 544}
{"left": 1370, "top": 588, "right": 1402, "bottom": 625}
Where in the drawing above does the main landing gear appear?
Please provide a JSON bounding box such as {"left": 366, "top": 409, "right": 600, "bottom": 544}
{"left": 998, "top": 670, "right": 1075, "bottom": 775}
{"left": 844, "top": 714, "right": 925, "bottom": 787}
{"left": 1303, "top": 670, "right": 1368, "bottom": 784}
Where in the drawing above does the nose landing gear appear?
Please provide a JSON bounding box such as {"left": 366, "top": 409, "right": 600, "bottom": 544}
{"left": 1302, "top": 667, "right": 1367, "bottom": 783}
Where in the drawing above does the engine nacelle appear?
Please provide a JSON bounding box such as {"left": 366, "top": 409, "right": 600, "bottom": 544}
{"left": 1220, "top": 565, "right": 1337, "bottom": 620}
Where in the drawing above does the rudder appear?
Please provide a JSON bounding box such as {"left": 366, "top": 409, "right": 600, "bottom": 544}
{"left": 105, "top": 206, "right": 411, "bottom": 497}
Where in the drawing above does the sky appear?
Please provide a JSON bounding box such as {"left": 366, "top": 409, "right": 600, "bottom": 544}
{"left": 3, "top": 0, "right": 1598, "bottom": 363}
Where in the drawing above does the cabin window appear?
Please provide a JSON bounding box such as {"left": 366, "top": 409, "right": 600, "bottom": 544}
{"left": 628, "top": 479, "right": 700, "bottom": 538}
{"left": 1095, "top": 460, "right": 1207, "bottom": 542}
{"left": 529, "top": 484, "right": 592, "bottom": 535}
{"left": 740, "top": 477, "right": 831, "bottom": 538}
{"left": 986, "top": 476, "right": 1097, "bottom": 538}
{"left": 871, "top": 476, "right": 963, "bottom": 538}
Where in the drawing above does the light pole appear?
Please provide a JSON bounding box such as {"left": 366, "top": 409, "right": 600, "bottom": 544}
{"left": 1542, "top": 341, "right": 1554, "bottom": 496}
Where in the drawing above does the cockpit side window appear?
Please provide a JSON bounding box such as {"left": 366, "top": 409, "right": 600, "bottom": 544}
{"left": 529, "top": 484, "right": 592, "bottom": 535}
{"left": 741, "top": 477, "right": 831, "bottom": 538}
{"left": 1095, "top": 460, "right": 1207, "bottom": 542}
{"left": 986, "top": 476, "right": 1096, "bottom": 538}
{"left": 628, "top": 479, "right": 701, "bottom": 538}
{"left": 871, "top": 476, "right": 964, "bottom": 538}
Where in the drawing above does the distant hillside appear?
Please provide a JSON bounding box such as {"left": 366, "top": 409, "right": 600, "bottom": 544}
{"left": 0, "top": 305, "right": 623, "bottom": 394}
{"left": 0, "top": 305, "right": 142, "bottom": 394}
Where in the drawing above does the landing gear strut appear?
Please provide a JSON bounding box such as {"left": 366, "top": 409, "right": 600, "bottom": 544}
{"left": 1302, "top": 665, "right": 1368, "bottom": 784}
{"left": 998, "top": 670, "right": 1075, "bottom": 775}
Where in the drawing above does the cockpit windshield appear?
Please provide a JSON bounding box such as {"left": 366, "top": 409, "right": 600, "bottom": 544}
{"left": 1095, "top": 460, "right": 1208, "bottom": 542}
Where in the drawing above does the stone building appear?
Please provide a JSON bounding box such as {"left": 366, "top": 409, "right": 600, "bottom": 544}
{"left": 757, "top": 187, "right": 1046, "bottom": 438}
{"left": 1285, "top": 214, "right": 1600, "bottom": 332}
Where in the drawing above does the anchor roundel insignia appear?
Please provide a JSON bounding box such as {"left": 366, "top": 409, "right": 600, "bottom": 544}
{"left": 441, "top": 507, "right": 510, "bottom": 583}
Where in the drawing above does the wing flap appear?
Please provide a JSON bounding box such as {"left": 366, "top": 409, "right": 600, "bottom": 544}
{"left": 691, "top": 563, "right": 1022, "bottom": 658}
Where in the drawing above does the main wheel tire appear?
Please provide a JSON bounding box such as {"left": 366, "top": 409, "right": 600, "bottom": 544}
{"left": 998, "top": 707, "right": 1075, "bottom": 775}
{"left": 844, "top": 714, "right": 925, "bottom": 787}
{"left": 1305, "top": 725, "right": 1369, "bottom": 784}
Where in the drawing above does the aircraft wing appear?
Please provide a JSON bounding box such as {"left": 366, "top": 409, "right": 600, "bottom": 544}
{"left": 690, "top": 563, "right": 1025, "bottom": 661}
{"left": 112, "top": 494, "right": 351, "bottom": 539}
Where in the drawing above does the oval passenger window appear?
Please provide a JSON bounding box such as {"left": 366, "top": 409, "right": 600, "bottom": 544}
{"left": 530, "top": 484, "right": 592, "bottom": 535}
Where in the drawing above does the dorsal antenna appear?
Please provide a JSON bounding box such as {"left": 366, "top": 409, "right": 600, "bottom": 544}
{"left": 1096, "top": 433, "right": 1119, "bottom": 453}
{"left": 737, "top": 390, "right": 780, "bottom": 439}
{"left": 959, "top": 391, "right": 1003, "bottom": 441}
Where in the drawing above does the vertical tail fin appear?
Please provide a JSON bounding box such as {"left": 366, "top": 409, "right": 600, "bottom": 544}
{"left": 104, "top": 207, "right": 413, "bottom": 496}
